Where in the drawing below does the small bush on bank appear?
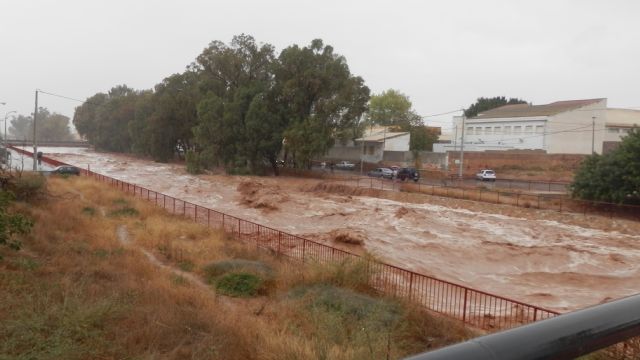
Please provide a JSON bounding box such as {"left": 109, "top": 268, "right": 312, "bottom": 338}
{"left": 215, "top": 272, "right": 265, "bottom": 297}
{"left": 203, "top": 259, "right": 273, "bottom": 282}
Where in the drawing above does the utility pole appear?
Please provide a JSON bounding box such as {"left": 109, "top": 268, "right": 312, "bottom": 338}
{"left": 458, "top": 113, "right": 466, "bottom": 179}
{"left": 453, "top": 125, "right": 458, "bottom": 152}
{"left": 33, "top": 90, "right": 38, "bottom": 171}
{"left": 591, "top": 116, "right": 596, "bottom": 154}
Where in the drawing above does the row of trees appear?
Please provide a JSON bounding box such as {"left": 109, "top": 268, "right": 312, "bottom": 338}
{"left": 8, "top": 108, "right": 75, "bottom": 142}
{"left": 74, "top": 35, "right": 371, "bottom": 174}
{"left": 73, "top": 35, "right": 441, "bottom": 174}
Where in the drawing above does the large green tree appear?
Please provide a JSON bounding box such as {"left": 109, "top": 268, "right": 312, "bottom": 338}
{"left": 191, "top": 34, "right": 277, "bottom": 172}
{"left": 367, "top": 89, "right": 437, "bottom": 152}
{"left": 73, "top": 93, "right": 109, "bottom": 143}
{"left": 368, "top": 89, "right": 420, "bottom": 127}
{"left": 464, "top": 96, "right": 528, "bottom": 118}
{"left": 277, "top": 39, "right": 370, "bottom": 168}
{"left": 571, "top": 127, "right": 640, "bottom": 204}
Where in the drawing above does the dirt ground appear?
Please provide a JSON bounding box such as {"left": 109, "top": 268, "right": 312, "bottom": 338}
{"left": 38, "top": 147, "right": 640, "bottom": 312}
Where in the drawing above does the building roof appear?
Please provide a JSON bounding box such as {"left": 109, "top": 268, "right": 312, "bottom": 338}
{"left": 472, "top": 99, "right": 605, "bottom": 119}
{"left": 355, "top": 132, "right": 409, "bottom": 142}
{"left": 605, "top": 108, "right": 640, "bottom": 127}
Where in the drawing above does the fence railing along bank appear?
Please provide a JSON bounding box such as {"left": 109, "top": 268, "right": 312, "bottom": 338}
{"left": 9, "top": 145, "right": 560, "bottom": 331}
{"left": 325, "top": 176, "right": 640, "bottom": 222}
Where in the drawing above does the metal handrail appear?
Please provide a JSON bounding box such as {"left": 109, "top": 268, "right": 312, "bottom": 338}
{"left": 405, "top": 293, "right": 640, "bottom": 360}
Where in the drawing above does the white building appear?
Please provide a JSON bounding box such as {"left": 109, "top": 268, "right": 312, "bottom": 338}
{"left": 433, "top": 99, "right": 640, "bottom": 155}
{"left": 355, "top": 128, "right": 410, "bottom": 163}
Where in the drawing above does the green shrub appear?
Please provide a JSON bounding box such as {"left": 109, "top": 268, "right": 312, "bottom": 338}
{"left": 177, "top": 260, "right": 195, "bottom": 272}
{"left": 290, "top": 284, "right": 400, "bottom": 326}
{"left": 215, "top": 272, "right": 264, "bottom": 297}
{"left": 0, "top": 191, "right": 33, "bottom": 258}
{"left": 82, "top": 207, "right": 96, "bottom": 216}
{"left": 571, "top": 127, "right": 640, "bottom": 204}
{"left": 109, "top": 207, "right": 138, "bottom": 217}
{"left": 185, "top": 150, "right": 203, "bottom": 174}
{"left": 203, "top": 259, "right": 273, "bottom": 283}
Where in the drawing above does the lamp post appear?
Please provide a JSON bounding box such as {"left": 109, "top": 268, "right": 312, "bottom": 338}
{"left": 4, "top": 111, "right": 16, "bottom": 146}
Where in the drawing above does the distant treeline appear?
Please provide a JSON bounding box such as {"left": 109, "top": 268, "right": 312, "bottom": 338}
{"left": 73, "top": 35, "right": 370, "bottom": 174}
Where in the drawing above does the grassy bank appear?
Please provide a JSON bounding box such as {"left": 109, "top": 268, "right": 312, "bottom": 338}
{"left": 0, "top": 176, "right": 473, "bottom": 359}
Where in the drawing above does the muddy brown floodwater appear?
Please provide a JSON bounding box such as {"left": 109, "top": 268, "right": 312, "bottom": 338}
{"left": 39, "top": 147, "right": 640, "bottom": 312}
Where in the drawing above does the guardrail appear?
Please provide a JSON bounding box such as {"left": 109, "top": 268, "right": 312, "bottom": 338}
{"left": 406, "top": 293, "right": 640, "bottom": 360}
{"left": 9, "top": 145, "right": 560, "bottom": 331}
{"left": 326, "top": 176, "right": 640, "bottom": 222}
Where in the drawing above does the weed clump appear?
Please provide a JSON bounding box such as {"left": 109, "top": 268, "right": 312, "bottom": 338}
{"left": 203, "top": 259, "right": 273, "bottom": 282}
{"left": 109, "top": 207, "right": 138, "bottom": 217}
{"left": 216, "top": 272, "right": 264, "bottom": 297}
{"left": 204, "top": 259, "right": 273, "bottom": 297}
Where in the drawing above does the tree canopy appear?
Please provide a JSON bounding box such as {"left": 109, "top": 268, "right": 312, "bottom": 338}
{"left": 367, "top": 89, "right": 437, "bottom": 152}
{"left": 73, "top": 34, "right": 370, "bottom": 174}
{"left": 9, "top": 108, "right": 75, "bottom": 142}
{"left": 464, "top": 96, "right": 528, "bottom": 118}
{"left": 571, "top": 127, "right": 640, "bottom": 205}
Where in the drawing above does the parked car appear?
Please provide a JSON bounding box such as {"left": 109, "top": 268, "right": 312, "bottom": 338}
{"left": 52, "top": 165, "right": 80, "bottom": 176}
{"left": 397, "top": 167, "right": 420, "bottom": 182}
{"left": 389, "top": 166, "right": 400, "bottom": 178}
{"left": 335, "top": 161, "right": 356, "bottom": 170}
{"left": 367, "top": 168, "right": 393, "bottom": 179}
{"left": 476, "top": 169, "right": 496, "bottom": 181}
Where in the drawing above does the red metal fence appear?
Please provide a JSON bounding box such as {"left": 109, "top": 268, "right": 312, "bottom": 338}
{"left": 9, "top": 145, "right": 560, "bottom": 331}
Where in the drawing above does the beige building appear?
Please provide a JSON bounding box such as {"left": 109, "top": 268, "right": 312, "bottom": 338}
{"left": 434, "top": 98, "right": 640, "bottom": 155}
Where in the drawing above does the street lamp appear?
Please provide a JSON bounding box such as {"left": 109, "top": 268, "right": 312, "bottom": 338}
{"left": 4, "top": 111, "right": 17, "bottom": 146}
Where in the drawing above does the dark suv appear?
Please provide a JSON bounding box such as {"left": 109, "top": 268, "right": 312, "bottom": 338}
{"left": 52, "top": 165, "right": 80, "bottom": 176}
{"left": 397, "top": 167, "right": 420, "bottom": 182}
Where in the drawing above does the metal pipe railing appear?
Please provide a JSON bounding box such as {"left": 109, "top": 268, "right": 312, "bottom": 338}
{"left": 405, "top": 293, "right": 640, "bottom": 360}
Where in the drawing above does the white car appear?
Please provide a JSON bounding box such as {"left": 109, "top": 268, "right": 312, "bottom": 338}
{"left": 476, "top": 169, "right": 496, "bottom": 181}
{"left": 367, "top": 168, "right": 394, "bottom": 179}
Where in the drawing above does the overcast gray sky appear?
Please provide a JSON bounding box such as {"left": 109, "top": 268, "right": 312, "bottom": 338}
{"left": 1, "top": 0, "right": 639, "bottom": 133}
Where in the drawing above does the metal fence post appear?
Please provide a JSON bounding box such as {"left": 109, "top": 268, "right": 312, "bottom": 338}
{"left": 207, "top": 209, "right": 210, "bottom": 227}
{"left": 463, "top": 288, "right": 469, "bottom": 322}
{"left": 409, "top": 272, "right": 414, "bottom": 301}
{"left": 302, "top": 239, "right": 306, "bottom": 262}
{"left": 277, "top": 231, "right": 282, "bottom": 255}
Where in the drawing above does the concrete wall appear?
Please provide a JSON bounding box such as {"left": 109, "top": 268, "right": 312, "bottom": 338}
{"left": 323, "top": 145, "right": 363, "bottom": 162}
{"left": 447, "top": 150, "right": 586, "bottom": 176}
{"left": 384, "top": 134, "right": 410, "bottom": 151}
{"left": 382, "top": 151, "right": 410, "bottom": 162}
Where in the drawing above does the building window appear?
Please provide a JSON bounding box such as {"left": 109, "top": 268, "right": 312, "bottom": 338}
{"left": 494, "top": 126, "right": 502, "bottom": 134}
{"left": 621, "top": 128, "right": 630, "bottom": 134}
{"left": 484, "top": 127, "right": 492, "bottom": 135}
{"left": 368, "top": 145, "right": 375, "bottom": 155}
{"left": 513, "top": 126, "right": 522, "bottom": 134}
{"left": 467, "top": 127, "right": 473, "bottom": 135}
{"left": 535, "top": 125, "right": 544, "bottom": 134}
{"left": 504, "top": 126, "right": 512, "bottom": 135}
{"left": 607, "top": 128, "right": 620, "bottom": 133}
{"left": 525, "top": 125, "right": 533, "bottom": 134}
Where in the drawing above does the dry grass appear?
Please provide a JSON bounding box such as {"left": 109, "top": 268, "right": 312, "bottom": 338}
{"left": 0, "top": 176, "right": 475, "bottom": 359}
